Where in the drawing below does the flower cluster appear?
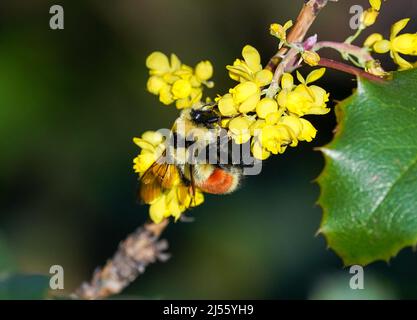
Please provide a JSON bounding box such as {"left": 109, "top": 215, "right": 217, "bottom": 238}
{"left": 146, "top": 52, "right": 214, "bottom": 109}
{"left": 133, "top": 131, "right": 204, "bottom": 223}
{"left": 215, "top": 45, "right": 273, "bottom": 117}
{"left": 215, "top": 45, "right": 329, "bottom": 160}
{"left": 136, "top": 18, "right": 333, "bottom": 223}
{"left": 365, "top": 18, "right": 417, "bottom": 70}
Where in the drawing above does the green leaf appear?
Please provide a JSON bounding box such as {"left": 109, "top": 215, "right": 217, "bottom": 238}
{"left": 317, "top": 69, "right": 417, "bottom": 266}
{"left": 0, "top": 274, "right": 49, "bottom": 300}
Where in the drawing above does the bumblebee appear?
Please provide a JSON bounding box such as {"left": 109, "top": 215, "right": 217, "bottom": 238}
{"left": 139, "top": 104, "right": 244, "bottom": 206}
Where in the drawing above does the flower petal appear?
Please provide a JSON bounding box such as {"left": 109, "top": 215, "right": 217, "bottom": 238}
{"left": 242, "top": 45, "right": 262, "bottom": 73}
{"left": 306, "top": 68, "right": 326, "bottom": 84}
{"left": 391, "top": 18, "right": 410, "bottom": 40}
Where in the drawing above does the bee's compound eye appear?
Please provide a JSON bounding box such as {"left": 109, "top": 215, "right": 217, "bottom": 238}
{"left": 190, "top": 109, "right": 202, "bottom": 121}
{"left": 191, "top": 109, "right": 219, "bottom": 125}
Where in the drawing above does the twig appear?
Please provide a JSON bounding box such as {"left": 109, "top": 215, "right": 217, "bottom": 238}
{"left": 317, "top": 57, "right": 386, "bottom": 83}
{"left": 266, "top": 0, "right": 336, "bottom": 71}
{"left": 73, "top": 219, "right": 170, "bottom": 300}
{"left": 266, "top": 0, "right": 336, "bottom": 97}
{"left": 314, "top": 41, "right": 375, "bottom": 65}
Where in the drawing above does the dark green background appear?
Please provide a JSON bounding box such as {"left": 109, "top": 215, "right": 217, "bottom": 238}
{"left": 0, "top": 0, "right": 416, "bottom": 299}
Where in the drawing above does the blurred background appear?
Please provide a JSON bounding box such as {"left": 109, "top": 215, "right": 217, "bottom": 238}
{"left": 0, "top": 0, "right": 417, "bottom": 299}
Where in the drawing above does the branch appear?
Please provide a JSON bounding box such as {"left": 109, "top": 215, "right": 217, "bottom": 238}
{"left": 266, "top": 0, "right": 335, "bottom": 97}
{"left": 73, "top": 219, "right": 170, "bottom": 300}
{"left": 266, "top": 0, "right": 336, "bottom": 71}
{"left": 317, "top": 57, "right": 386, "bottom": 83}
{"left": 314, "top": 41, "right": 375, "bottom": 65}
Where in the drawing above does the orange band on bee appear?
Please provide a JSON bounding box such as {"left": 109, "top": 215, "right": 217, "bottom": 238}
{"left": 197, "top": 168, "right": 236, "bottom": 194}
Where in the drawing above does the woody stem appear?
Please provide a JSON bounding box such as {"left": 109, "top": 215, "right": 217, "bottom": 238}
{"left": 266, "top": 0, "right": 336, "bottom": 71}
{"left": 317, "top": 58, "right": 386, "bottom": 83}
{"left": 313, "top": 41, "right": 375, "bottom": 66}
{"left": 267, "top": 0, "right": 336, "bottom": 97}
{"left": 73, "top": 219, "right": 170, "bottom": 300}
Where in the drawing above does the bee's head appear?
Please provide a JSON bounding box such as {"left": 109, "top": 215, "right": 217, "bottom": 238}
{"left": 189, "top": 105, "right": 220, "bottom": 126}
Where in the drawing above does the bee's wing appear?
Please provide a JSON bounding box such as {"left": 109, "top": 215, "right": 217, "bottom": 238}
{"left": 140, "top": 156, "right": 181, "bottom": 204}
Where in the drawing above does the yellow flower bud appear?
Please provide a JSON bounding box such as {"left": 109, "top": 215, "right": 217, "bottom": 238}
{"left": 251, "top": 140, "right": 270, "bottom": 160}
{"left": 270, "top": 20, "right": 293, "bottom": 41}
{"left": 230, "top": 81, "right": 259, "bottom": 104}
{"left": 301, "top": 51, "right": 321, "bottom": 67}
{"left": 229, "top": 117, "right": 252, "bottom": 144}
{"left": 373, "top": 39, "right": 391, "bottom": 53}
{"left": 195, "top": 60, "right": 213, "bottom": 81}
{"left": 159, "top": 86, "right": 174, "bottom": 105}
{"left": 218, "top": 94, "right": 239, "bottom": 116}
{"left": 361, "top": 9, "right": 379, "bottom": 28}
{"left": 146, "top": 52, "right": 171, "bottom": 75}
{"left": 147, "top": 76, "right": 167, "bottom": 95}
{"left": 256, "top": 98, "right": 278, "bottom": 119}
{"left": 171, "top": 79, "right": 192, "bottom": 99}
{"left": 298, "top": 119, "right": 317, "bottom": 142}
{"left": 255, "top": 69, "right": 273, "bottom": 87}
{"left": 281, "top": 73, "right": 294, "bottom": 90}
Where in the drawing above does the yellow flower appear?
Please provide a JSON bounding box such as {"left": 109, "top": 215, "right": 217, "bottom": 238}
{"left": 172, "top": 79, "right": 192, "bottom": 99}
{"left": 230, "top": 81, "right": 258, "bottom": 103}
{"left": 251, "top": 139, "right": 271, "bottom": 160}
{"left": 259, "top": 124, "right": 291, "bottom": 155}
{"left": 217, "top": 93, "right": 239, "bottom": 116}
{"left": 372, "top": 18, "right": 417, "bottom": 70}
{"left": 133, "top": 131, "right": 165, "bottom": 175}
{"left": 228, "top": 116, "right": 253, "bottom": 144}
{"left": 301, "top": 51, "right": 321, "bottom": 67}
{"left": 298, "top": 118, "right": 317, "bottom": 142}
{"left": 369, "top": 0, "right": 381, "bottom": 11}
{"left": 175, "top": 87, "right": 203, "bottom": 109}
{"left": 195, "top": 61, "right": 213, "bottom": 81}
{"left": 145, "top": 51, "right": 214, "bottom": 108}
{"left": 256, "top": 98, "right": 278, "bottom": 119}
{"left": 147, "top": 76, "right": 167, "bottom": 95}
{"left": 360, "top": 8, "right": 379, "bottom": 28}
{"left": 149, "top": 186, "right": 204, "bottom": 223}
{"left": 146, "top": 52, "right": 179, "bottom": 76}
{"left": 133, "top": 130, "right": 205, "bottom": 223}
{"left": 270, "top": 20, "right": 293, "bottom": 48}
{"left": 227, "top": 45, "right": 273, "bottom": 87}
{"left": 228, "top": 81, "right": 261, "bottom": 113}
{"left": 277, "top": 69, "right": 330, "bottom": 116}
